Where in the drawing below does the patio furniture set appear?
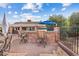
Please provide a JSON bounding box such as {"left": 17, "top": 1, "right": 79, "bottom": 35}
{"left": 18, "top": 31, "right": 47, "bottom": 48}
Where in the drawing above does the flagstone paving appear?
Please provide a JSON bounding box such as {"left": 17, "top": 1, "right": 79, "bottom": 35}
{"left": 4, "top": 34, "right": 68, "bottom": 56}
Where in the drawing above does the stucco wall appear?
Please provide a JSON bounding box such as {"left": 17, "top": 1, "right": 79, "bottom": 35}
{"left": 27, "top": 32, "right": 38, "bottom": 43}
{"left": 46, "top": 32, "right": 56, "bottom": 44}
{"left": 26, "top": 27, "right": 60, "bottom": 44}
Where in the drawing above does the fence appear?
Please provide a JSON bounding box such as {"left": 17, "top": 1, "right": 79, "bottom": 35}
{"left": 60, "top": 26, "right": 79, "bottom": 54}
{"left": 26, "top": 31, "right": 58, "bottom": 44}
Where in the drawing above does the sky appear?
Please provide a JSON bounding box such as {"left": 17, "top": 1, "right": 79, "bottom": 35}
{"left": 0, "top": 3, "right": 79, "bottom": 24}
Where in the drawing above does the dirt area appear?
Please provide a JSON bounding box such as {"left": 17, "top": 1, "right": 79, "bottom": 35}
{"left": 6, "top": 34, "right": 68, "bottom": 56}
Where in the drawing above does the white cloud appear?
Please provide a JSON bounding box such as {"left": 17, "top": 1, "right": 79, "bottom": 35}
{"left": 22, "top": 3, "right": 43, "bottom": 13}
{"left": 52, "top": 8, "right": 55, "bottom": 12}
{"left": 8, "top": 5, "right": 11, "bottom": 8}
{"left": 13, "top": 15, "right": 18, "bottom": 18}
{"left": 14, "top": 11, "right": 18, "bottom": 14}
{"left": 61, "top": 3, "right": 72, "bottom": 11}
{"left": 50, "top": 14, "right": 53, "bottom": 16}
{"left": 20, "top": 13, "right": 32, "bottom": 19}
{"left": 22, "top": 3, "right": 33, "bottom": 10}
{"left": 36, "top": 3, "right": 43, "bottom": 9}
{"left": 0, "top": 3, "right": 8, "bottom": 8}
{"left": 32, "top": 10, "right": 39, "bottom": 13}
{"left": 20, "top": 13, "right": 42, "bottom": 21}
{"left": 9, "top": 13, "right": 48, "bottom": 23}
{"left": 8, "top": 11, "right": 11, "bottom": 14}
{"left": 61, "top": 7, "right": 66, "bottom": 11}
{"left": 12, "top": 13, "right": 42, "bottom": 22}
{"left": 62, "top": 3, "right": 72, "bottom": 7}
{"left": 44, "top": 15, "right": 47, "bottom": 17}
{"left": 46, "top": 4, "right": 49, "bottom": 6}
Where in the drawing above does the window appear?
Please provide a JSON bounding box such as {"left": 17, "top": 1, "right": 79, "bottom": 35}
{"left": 15, "top": 27, "right": 20, "bottom": 30}
{"left": 15, "top": 27, "right": 17, "bottom": 30}
{"left": 0, "top": 27, "right": 2, "bottom": 32}
{"left": 22, "top": 27, "right": 26, "bottom": 30}
{"left": 29, "top": 27, "right": 35, "bottom": 31}
{"left": 17, "top": 27, "right": 20, "bottom": 30}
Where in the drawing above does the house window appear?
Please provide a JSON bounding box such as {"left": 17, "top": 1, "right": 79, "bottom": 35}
{"left": 15, "top": 27, "right": 17, "bottom": 30}
{"left": 15, "top": 27, "right": 20, "bottom": 30}
{"left": 29, "top": 27, "right": 35, "bottom": 31}
{"left": 17, "top": 27, "right": 20, "bottom": 30}
{"left": 0, "top": 27, "right": 2, "bottom": 32}
{"left": 22, "top": 27, "right": 26, "bottom": 30}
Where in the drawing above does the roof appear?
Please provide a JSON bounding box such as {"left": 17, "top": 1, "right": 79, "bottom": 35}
{"left": 14, "top": 19, "right": 39, "bottom": 24}
{"left": 14, "top": 22, "right": 39, "bottom": 24}
{"left": 11, "top": 21, "right": 46, "bottom": 27}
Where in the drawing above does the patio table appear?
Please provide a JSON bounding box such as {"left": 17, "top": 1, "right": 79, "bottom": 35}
{"left": 19, "top": 32, "right": 28, "bottom": 43}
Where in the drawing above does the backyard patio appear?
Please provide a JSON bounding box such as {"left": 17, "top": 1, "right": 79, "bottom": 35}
{"left": 6, "top": 34, "right": 68, "bottom": 56}
{"left": 0, "top": 34, "right": 68, "bottom": 56}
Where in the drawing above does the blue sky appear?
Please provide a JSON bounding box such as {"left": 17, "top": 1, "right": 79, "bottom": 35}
{"left": 0, "top": 3, "right": 79, "bottom": 24}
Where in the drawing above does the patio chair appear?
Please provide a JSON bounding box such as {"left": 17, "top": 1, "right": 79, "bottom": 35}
{"left": 0, "top": 34, "right": 12, "bottom": 56}
{"left": 37, "top": 31, "right": 47, "bottom": 48}
{"left": 37, "top": 37, "right": 47, "bottom": 48}
{"left": 20, "top": 32, "right": 28, "bottom": 44}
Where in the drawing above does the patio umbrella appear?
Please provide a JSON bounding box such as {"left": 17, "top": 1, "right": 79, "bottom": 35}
{"left": 2, "top": 13, "right": 9, "bottom": 36}
{"left": 39, "top": 20, "right": 57, "bottom": 25}
{"left": 39, "top": 20, "right": 57, "bottom": 30}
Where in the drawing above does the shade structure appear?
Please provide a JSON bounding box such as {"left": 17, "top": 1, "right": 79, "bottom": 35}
{"left": 39, "top": 20, "right": 57, "bottom": 31}
{"left": 39, "top": 20, "right": 57, "bottom": 25}
{"left": 2, "top": 13, "right": 9, "bottom": 36}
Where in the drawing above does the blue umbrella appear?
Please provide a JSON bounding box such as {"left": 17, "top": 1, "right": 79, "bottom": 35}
{"left": 39, "top": 20, "right": 57, "bottom": 25}
{"left": 39, "top": 20, "right": 57, "bottom": 31}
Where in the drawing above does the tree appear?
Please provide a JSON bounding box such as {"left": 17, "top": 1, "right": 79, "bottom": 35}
{"left": 69, "top": 12, "right": 79, "bottom": 32}
{"left": 70, "top": 12, "right": 79, "bottom": 26}
{"left": 49, "top": 15, "right": 66, "bottom": 27}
